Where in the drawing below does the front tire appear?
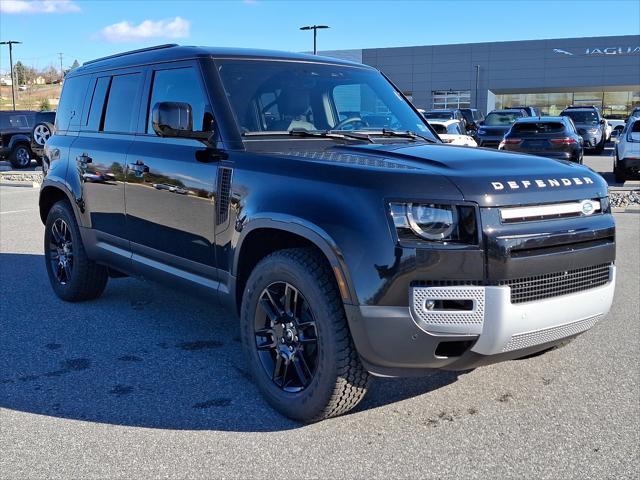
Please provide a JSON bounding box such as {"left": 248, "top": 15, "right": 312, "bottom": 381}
{"left": 240, "top": 248, "right": 369, "bottom": 422}
{"left": 9, "top": 144, "right": 32, "bottom": 169}
{"left": 44, "top": 200, "right": 109, "bottom": 302}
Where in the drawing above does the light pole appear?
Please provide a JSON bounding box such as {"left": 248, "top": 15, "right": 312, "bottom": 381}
{"left": 474, "top": 64, "right": 480, "bottom": 109}
{"left": 299, "top": 25, "right": 329, "bottom": 55}
{"left": 1, "top": 40, "right": 22, "bottom": 111}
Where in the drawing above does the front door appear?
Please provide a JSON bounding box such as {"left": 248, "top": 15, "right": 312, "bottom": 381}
{"left": 124, "top": 63, "right": 218, "bottom": 283}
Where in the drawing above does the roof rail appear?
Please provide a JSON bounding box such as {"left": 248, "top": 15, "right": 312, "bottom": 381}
{"left": 83, "top": 44, "right": 179, "bottom": 66}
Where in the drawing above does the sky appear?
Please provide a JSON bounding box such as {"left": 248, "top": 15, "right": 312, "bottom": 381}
{"left": 1, "top": 0, "right": 639, "bottom": 74}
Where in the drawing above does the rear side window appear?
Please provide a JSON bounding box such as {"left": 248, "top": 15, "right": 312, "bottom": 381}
{"left": 103, "top": 73, "right": 142, "bottom": 133}
{"left": 147, "top": 67, "right": 209, "bottom": 134}
{"left": 85, "top": 76, "right": 110, "bottom": 131}
{"left": 56, "top": 76, "right": 90, "bottom": 132}
{"left": 512, "top": 122, "right": 565, "bottom": 134}
{"left": 632, "top": 121, "right": 640, "bottom": 133}
{"left": 0, "top": 114, "right": 31, "bottom": 129}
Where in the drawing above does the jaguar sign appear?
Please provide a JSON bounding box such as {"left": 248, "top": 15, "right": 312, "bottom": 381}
{"left": 553, "top": 46, "right": 640, "bottom": 56}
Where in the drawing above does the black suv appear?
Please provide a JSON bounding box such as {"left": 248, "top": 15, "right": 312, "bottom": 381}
{"left": 0, "top": 110, "right": 37, "bottom": 168}
{"left": 560, "top": 106, "right": 607, "bottom": 154}
{"left": 499, "top": 116, "right": 584, "bottom": 163}
{"left": 39, "top": 45, "right": 616, "bottom": 422}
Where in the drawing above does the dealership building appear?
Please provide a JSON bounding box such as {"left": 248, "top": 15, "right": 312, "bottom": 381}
{"left": 323, "top": 35, "right": 640, "bottom": 118}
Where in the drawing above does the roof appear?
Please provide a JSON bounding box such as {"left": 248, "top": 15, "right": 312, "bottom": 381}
{"left": 72, "top": 44, "right": 370, "bottom": 75}
{"left": 513, "top": 116, "right": 567, "bottom": 123}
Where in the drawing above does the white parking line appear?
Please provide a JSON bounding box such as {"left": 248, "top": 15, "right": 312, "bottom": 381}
{"left": 0, "top": 209, "right": 38, "bottom": 215}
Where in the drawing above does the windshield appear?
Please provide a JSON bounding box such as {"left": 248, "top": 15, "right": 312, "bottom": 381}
{"left": 484, "top": 112, "right": 522, "bottom": 126}
{"left": 424, "top": 111, "right": 454, "bottom": 120}
{"left": 561, "top": 111, "right": 599, "bottom": 125}
{"left": 216, "top": 59, "right": 435, "bottom": 140}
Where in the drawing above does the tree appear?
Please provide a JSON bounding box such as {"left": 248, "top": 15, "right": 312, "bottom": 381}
{"left": 71, "top": 59, "right": 80, "bottom": 69}
{"left": 41, "top": 65, "right": 59, "bottom": 84}
{"left": 13, "top": 61, "right": 26, "bottom": 85}
{"left": 39, "top": 99, "right": 51, "bottom": 111}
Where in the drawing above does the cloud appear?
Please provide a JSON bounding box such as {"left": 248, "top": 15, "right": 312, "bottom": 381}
{"left": 99, "top": 17, "right": 191, "bottom": 43}
{"left": 0, "top": 0, "right": 80, "bottom": 14}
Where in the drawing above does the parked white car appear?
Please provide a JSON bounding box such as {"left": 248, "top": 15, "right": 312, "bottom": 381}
{"left": 613, "top": 116, "right": 640, "bottom": 182}
{"left": 428, "top": 119, "right": 478, "bottom": 146}
{"left": 606, "top": 118, "right": 626, "bottom": 139}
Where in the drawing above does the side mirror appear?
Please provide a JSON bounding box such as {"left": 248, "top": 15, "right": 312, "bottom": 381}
{"left": 600, "top": 119, "right": 606, "bottom": 125}
{"left": 151, "top": 102, "right": 215, "bottom": 144}
{"left": 478, "top": 120, "right": 484, "bottom": 126}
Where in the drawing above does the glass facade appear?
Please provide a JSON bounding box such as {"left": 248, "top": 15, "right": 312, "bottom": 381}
{"left": 432, "top": 90, "right": 471, "bottom": 109}
{"left": 495, "top": 90, "right": 640, "bottom": 118}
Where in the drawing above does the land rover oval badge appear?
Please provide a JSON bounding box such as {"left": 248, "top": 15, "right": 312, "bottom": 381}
{"left": 581, "top": 200, "right": 596, "bottom": 215}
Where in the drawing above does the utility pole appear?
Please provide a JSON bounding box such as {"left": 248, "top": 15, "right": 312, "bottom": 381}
{"left": 299, "top": 25, "right": 330, "bottom": 55}
{"left": 1, "top": 40, "right": 22, "bottom": 111}
{"left": 58, "top": 52, "right": 64, "bottom": 80}
{"left": 474, "top": 64, "right": 480, "bottom": 109}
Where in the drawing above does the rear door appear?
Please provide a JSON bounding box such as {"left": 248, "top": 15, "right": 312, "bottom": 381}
{"left": 124, "top": 61, "right": 219, "bottom": 287}
{"left": 69, "top": 68, "right": 144, "bottom": 271}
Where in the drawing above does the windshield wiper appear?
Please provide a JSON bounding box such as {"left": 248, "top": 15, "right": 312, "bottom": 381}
{"left": 379, "top": 129, "right": 438, "bottom": 143}
{"left": 242, "top": 129, "right": 374, "bottom": 143}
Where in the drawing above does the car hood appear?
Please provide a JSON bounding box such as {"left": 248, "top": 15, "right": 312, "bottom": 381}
{"left": 336, "top": 143, "right": 608, "bottom": 207}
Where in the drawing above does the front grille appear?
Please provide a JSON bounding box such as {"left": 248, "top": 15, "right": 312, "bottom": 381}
{"left": 499, "top": 263, "right": 611, "bottom": 304}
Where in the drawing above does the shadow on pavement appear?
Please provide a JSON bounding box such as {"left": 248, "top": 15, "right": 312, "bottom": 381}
{"left": 0, "top": 253, "right": 459, "bottom": 432}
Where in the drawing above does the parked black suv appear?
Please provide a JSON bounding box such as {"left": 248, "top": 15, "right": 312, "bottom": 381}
{"left": 39, "top": 45, "right": 616, "bottom": 422}
{"left": 476, "top": 108, "right": 528, "bottom": 147}
{"left": 560, "top": 105, "right": 607, "bottom": 154}
{"left": 0, "top": 110, "right": 36, "bottom": 168}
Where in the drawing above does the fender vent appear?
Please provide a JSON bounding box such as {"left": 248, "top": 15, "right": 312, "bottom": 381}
{"left": 216, "top": 167, "right": 232, "bottom": 225}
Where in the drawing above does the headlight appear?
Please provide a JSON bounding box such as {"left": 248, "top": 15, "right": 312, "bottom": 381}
{"left": 477, "top": 129, "right": 487, "bottom": 135}
{"left": 587, "top": 128, "right": 598, "bottom": 134}
{"left": 389, "top": 203, "right": 478, "bottom": 244}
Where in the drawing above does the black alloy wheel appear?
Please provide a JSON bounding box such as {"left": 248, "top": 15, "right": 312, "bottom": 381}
{"left": 44, "top": 200, "right": 108, "bottom": 301}
{"left": 48, "top": 218, "right": 74, "bottom": 285}
{"left": 254, "top": 281, "right": 318, "bottom": 392}
{"left": 240, "top": 248, "right": 369, "bottom": 422}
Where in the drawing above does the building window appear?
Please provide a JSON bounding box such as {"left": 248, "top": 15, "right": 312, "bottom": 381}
{"left": 432, "top": 90, "right": 470, "bottom": 109}
{"left": 495, "top": 90, "right": 640, "bottom": 119}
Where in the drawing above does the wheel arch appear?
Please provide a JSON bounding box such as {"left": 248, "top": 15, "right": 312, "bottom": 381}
{"left": 39, "top": 181, "right": 76, "bottom": 225}
{"left": 231, "top": 216, "right": 356, "bottom": 315}
{"left": 8, "top": 134, "right": 31, "bottom": 150}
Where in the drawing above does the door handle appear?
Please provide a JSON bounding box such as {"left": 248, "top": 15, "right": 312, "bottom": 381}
{"left": 129, "top": 160, "right": 149, "bottom": 177}
{"left": 76, "top": 153, "right": 92, "bottom": 165}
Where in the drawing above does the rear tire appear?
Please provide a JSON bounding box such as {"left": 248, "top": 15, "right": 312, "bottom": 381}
{"left": 614, "top": 151, "right": 626, "bottom": 183}
{"left": 44, "top": 200, "right": 108, "bottom": 302}
{"left": 240, "top": 248, "right": 369, "bottom": 422}
{"left": 9, "top": 144, "right": 32, "bottom": 169}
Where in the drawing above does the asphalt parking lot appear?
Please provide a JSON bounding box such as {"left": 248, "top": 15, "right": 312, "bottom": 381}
{"left": 0, "top": 178, "right": 638, "bottom": 479}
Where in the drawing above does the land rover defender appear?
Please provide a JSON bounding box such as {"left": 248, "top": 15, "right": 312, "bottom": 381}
{"left": 39, "top": 45, "right": 616, "bottom": 422}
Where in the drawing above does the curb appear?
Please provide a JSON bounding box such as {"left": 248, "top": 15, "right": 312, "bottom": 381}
{"left": 0, "top": 181, "right": 41, "bottom": 189}
{"left": 612, "top": 207, "right": 640, "bottom": 214}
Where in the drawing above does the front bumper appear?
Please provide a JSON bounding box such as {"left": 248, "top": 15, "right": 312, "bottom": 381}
{"left": 478, "top": 135, "right": 503, "bottom": 147}
{"left": 580, "top": 134, "right": 600, "bottom": 148}
{"left": 346, "top": 266, "right": 615, "bottom": 376}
